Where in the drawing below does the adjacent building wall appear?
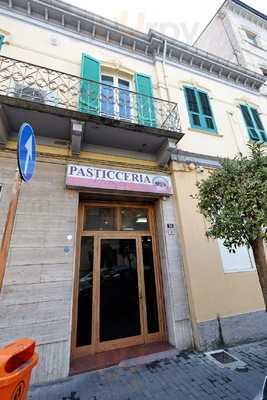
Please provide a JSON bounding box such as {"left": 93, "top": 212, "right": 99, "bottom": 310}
{"left": 194, "top": 14, "right": 238, "bottom": 64}
{"left": 227, "top": 9, "right": 267, "bottom": 75}
{"left": 195, "top": 2, "right": 267, "bottom": 94}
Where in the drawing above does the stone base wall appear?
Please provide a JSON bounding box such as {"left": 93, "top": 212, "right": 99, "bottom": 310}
{"left": 0, "top": 154, "right": 78, "bottom": 383}
{"left": 198, "top": 310, "right": 267, "bottom": 350}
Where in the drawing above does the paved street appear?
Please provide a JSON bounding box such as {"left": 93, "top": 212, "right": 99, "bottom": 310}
{"left": 29, "top": 340, "right": 267, "bottom": 400}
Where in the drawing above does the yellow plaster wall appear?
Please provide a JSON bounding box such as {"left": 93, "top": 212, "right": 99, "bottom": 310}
{"left": 172, "top": 163, "right": 265, "bottom": 323}
{"left": 1, "top": 12, "right": 266, "bottom": 161}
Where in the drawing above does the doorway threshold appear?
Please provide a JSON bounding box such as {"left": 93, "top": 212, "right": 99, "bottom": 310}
{"left": 70, "top": 342, "right": 173, "bottom": 375}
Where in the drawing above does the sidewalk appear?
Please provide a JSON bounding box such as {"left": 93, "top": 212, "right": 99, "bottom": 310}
{"left": 29, "top": 340, "right": 267, "bottom": 400}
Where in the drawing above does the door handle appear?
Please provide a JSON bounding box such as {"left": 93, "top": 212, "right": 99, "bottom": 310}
{"left": 139, "top": 288, "right": 143, "bottom": 300}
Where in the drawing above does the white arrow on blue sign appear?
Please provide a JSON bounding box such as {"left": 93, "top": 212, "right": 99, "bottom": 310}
{"left": 17, "top": 123, "right": 36, "bottom": 182}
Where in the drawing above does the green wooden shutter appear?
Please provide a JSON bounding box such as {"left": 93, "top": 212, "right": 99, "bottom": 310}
{"left": 184, "top": 87, "right": 217, "bottom": 132}
{"left": 79, "top": 53, "right": 100, "bottom": 115}
{"left": 250, "top": 108, "right": 266, "bottom": 142}
{"left": 135, "top": 73, "right": 157, "bottom": 128}
{"left": 184, "top": 87, "right": 201, "bottom": 128}
{"left": 0, "top": 35, "right": 4, "bottom": 50}
{"left": 197, "top": 91, "right": 217, "bottom": 131}
{"left": 240, "top": 104, "right": 261, "bottom": 141}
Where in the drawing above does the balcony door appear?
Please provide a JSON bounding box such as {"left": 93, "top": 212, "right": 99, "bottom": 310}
{"left": 100, "top": 75, "right": 132, "bottom": 121}
{"left": 72, "top": 203, "right": 165, "bottom": 358}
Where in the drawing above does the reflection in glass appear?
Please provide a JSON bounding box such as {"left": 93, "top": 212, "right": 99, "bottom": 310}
{"left": 100, "top": 239, "right": 141, "bottom": 342}
{"left": 118, "top": 79, "right": 131, "bottom": 120}
{"left": 84, "top": 207, "right": 115, "bottom": 231}
{"left": 142, "top": 236, "right": 159, "bottom": 334}
{"left": 76, "top": 236, "right": 94, "bottom": 347}
{"left": 121, "top": 208, "right": 149, "bottom": 231}
{"left": 101, "top": 75, "right": 114, "bottom": 116}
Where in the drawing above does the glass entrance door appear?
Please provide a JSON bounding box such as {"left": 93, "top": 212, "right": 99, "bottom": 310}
{"left": 99, "top": 239, "right": 141, "bottom": 343}
{"left": 72, "top": 203, "right": 165, "bottom": 357}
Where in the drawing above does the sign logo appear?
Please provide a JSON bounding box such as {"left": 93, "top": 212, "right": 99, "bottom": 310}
{"left": 11, "top": 381, "right": 25, "bottom": 400}
{"left": 152, "top": 176, "right": 169, "bottom": 191}
{"left": 17, "top": 123, "right": 36, "bottom": 182}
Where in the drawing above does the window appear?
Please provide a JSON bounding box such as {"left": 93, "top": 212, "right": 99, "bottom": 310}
{"left": 100, "top": 74, "right": 131, "bottom": 120}
{"left": 245, "top": 31, "right": 258, "bottom": 46}
{"left": 218, "top": 239, "right": 255, "bottom": 273}
{"left": 184, "top": 86, "right": 217, "bottom": 133}
{"left": 240, "top": 104, "right": 266, "bottom": 142}
{"left": 0, "top": 34, "right": 4, "bottom": 50}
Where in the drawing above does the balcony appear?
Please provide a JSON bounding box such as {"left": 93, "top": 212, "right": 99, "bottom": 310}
{"left": 0, "top": 55, "right": 183, "bottom": 162}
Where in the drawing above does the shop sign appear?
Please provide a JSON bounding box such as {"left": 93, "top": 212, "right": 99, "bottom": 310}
{"left": 66, "top": 164, "right": 173, "bottom": 195}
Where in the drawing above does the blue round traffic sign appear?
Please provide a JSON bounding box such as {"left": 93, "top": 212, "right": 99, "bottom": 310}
{"left": 17, "top": 123, "right": 36, "bottom": 182}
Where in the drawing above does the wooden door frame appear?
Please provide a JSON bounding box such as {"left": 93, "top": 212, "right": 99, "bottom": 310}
{"left": 71, "top": 201, "right": 166, "bottom": 359}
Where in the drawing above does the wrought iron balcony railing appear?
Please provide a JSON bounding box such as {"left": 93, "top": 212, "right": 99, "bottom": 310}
{"left": 0, "top": 55, "right": 181, "bottom": 132}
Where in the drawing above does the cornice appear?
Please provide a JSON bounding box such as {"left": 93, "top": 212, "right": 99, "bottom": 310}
{"left": 226, "top": 0, "right": 267, "bottom": 31}
{"left": 171, "top": 150, "right": 222, "bottom": 169}
{"left": 0, "top": 0, "right": 265, "bottom": 91}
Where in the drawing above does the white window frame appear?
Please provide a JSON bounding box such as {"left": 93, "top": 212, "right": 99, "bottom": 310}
{"left": 218, "top": 239, "right": 256, "bottom": 274}
{"left": 100, "top": 73, "right": 133, "bottom": 121}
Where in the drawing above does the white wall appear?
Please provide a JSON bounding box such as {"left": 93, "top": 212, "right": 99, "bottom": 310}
{"left": 194, "top": 14, "right": 238, "bottom": 64}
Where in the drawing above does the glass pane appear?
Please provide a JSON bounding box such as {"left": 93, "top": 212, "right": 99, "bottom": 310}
{"left": 76, "top": 236, "right": 94, "bottom": 347}
{"left": 205, "top": 117, "right": 214, "bottom": 130}
{"left": 101, "top": 75, "right": 114, "bottom": 116}
{"left": 192, "top": 114, "right": 201, "bottom": 126}
{"left": 240, "top": 105, "right": 254, "bottom": 128}
{"left": 198, "top": 92, "right": 212, "bottom": 116}
{"left": 84, "top": 207, "right": 116, "bottom": 231}
{"left": 185, "top": 87, "right": 199, "bottom": 113}
{"left": 118, "top": 79, "right": 131, "bottom": 119}
{"left": 251, "top": 108, "right": 264, "bottom": 131}
{"left": 100, "top": 239, "right": 141, "bottom": 342}
{"left": 121, "top": 208, "right": 149, "bottom": 231}
{"left": 142, "top": 236, "right": 159, "bottom": 334}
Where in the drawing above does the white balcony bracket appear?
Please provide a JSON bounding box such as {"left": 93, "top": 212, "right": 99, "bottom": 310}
{"left": 156, "top": 138, "right": 177, "bottom": 167}
{"left": 0, "top": 105, "right": 10, "bottom": 148}
{"left": 70, "top": 119, "right": 84, "bottom": 156}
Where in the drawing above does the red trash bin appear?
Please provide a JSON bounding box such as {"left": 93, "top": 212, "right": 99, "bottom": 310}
{"left": 0, "top": 338, "right": 38, "bottom": 400}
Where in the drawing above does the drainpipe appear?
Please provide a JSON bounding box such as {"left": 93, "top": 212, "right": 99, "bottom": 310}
{"left": 162, "top": 39, "right": 171, "bottom": 101}
{"left": 219, "top": 11, "right": 245, "bottom": 67}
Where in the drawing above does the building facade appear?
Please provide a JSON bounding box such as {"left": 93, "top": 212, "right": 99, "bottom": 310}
{"left": 0, "top": 0, "right": 266, "bottom": 384}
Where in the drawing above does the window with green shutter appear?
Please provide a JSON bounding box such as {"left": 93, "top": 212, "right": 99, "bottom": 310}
{"left": 0, "top": 35, "right": 4, "bottom": 50}
{"left": 79, "top": 54, "right": 100, "bottom": 115}
{"left": 184, "top": 86, "right": 217, "bottom": 133}
{"left": 135, "top": 73, "right": 157, "bottom": 128}
{"left": 240, "top": 104, "right": 266, "bottom": 142}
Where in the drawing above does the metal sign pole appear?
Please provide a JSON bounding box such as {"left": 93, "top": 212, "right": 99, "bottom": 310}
{"left": 0, "top": 169, "right": 22, "bottom": 291}
{"left": 0, "top": 122, "right": 36, "bottom": 293}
